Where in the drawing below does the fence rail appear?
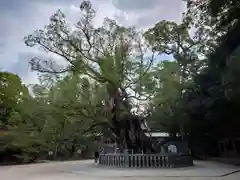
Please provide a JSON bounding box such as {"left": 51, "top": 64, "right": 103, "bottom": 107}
{"left": 99, "top": 153, "right": 193, "bottom": 168}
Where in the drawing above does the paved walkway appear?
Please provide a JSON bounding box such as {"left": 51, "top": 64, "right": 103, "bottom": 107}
{"left": 0, "top": 160, "right": 239, "bottom": 180}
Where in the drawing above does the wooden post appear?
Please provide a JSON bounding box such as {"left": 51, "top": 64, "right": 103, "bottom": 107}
{"left": 124, "top": 149, "right": 129, "bottom": 167}
{"left": 232, "top": 139, "right": 237, "bottom": 155}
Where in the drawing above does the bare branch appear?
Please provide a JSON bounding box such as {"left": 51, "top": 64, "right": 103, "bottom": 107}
{"left": 55, "top": 28, "right": 99, "bottom": 63}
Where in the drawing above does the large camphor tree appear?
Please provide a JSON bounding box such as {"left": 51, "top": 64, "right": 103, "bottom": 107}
{"left": 24, "top": 1, "right": 157, "bottom": 153}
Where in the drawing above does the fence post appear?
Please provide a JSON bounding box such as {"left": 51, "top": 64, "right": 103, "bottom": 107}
{"left": 124, "top": 149, "right": 129, "bottom": 167}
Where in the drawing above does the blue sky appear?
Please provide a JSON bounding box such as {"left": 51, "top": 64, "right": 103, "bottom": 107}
{"left": 0, "top": 0, "right": 185, "bottom": 84}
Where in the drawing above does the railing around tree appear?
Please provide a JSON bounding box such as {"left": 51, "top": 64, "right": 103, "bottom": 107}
{"left": 99, "top": 153, "right": 193, "bottom": 168}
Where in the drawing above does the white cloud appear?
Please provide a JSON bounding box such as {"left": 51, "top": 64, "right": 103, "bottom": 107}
{"left": 0, "top": 2, "right": 69, "bottom": 72}
{"left": 113, "top": 0, "right": 186, "bottom": 29}
{"left": 0, "top": 0, "right": 186, "bottom": 85}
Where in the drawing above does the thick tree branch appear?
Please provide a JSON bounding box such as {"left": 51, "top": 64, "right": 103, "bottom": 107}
{"left": 30, "top": 57, "right": 70, "bottom": 73}
{"left": 83, "top": 122, "right": 108, "bottom": 134}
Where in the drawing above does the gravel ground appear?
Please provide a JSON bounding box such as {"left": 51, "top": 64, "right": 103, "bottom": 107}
{"left": 0, "top": 160, "right": 239, "bottom": 180}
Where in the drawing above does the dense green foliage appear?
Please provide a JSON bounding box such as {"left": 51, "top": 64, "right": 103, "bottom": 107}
{"left": 0, "top": 72, "right": 98, "bottom": 163}
{"left": 1, "top": 0, "right": 240, "bottom": 162}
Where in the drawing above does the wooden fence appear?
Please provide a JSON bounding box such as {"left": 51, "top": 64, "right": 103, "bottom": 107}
{"left": 99, "top": 153, "right": 193, "bottom": 168}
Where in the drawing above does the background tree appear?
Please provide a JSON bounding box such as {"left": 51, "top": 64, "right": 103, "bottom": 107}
{"left": 0, "top": 72, "right": 29, "bottom": 125}
{"left": 0, "top": 72, "right": 41, "bottom": 163}
{"left": 144, "top": 1, "right": 240, "bottom": 157}
{"left": 186, "top": 0, "right": 240, "bottom": 68}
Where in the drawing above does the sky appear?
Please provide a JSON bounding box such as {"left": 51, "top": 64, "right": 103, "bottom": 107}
{"left": 0, "top": 0, "right": 186, "bottom": 85}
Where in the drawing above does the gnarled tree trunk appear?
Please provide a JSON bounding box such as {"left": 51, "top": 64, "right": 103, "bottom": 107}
{"left": 105, "top": 86, "right": 155, "bottom": 153}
